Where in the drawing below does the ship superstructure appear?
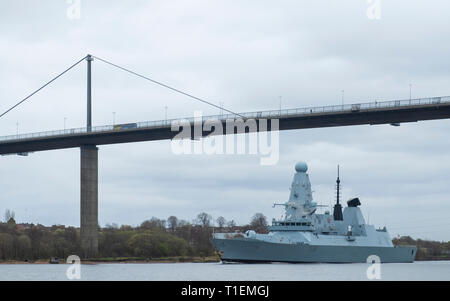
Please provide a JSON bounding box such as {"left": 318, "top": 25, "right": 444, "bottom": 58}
{"left": 211, "top": 162, "right": 416, "bottom": 263}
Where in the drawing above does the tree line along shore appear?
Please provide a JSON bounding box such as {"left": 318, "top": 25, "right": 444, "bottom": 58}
{"left": 0, "top": 210, "right": 449, "bottom": 263}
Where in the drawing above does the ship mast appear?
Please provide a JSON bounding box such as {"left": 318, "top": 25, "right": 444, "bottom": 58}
{"left": 333, "top": 165, "right": 343, "bottom": 220}
{"left": 336, "top": 165, "right": 340, "bottom": 205}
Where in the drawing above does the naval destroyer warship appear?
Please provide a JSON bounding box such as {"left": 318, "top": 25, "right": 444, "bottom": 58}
{"left": 211, "top": 162, "right": 416, "bottom": 263}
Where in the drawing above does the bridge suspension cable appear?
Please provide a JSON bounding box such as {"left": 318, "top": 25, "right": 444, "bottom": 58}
{"left": 0, "top": 55, "right": 88, "bottom": 119}
{"left": 0, "top": 54, "right": 245, "bottom": 120}
{"left": 92, "top": 55, "right": 246, "bottom": 119}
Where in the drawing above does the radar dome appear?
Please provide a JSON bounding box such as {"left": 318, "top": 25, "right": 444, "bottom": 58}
{"left": 295, "top": 162, "right": 308, "bottom": 173}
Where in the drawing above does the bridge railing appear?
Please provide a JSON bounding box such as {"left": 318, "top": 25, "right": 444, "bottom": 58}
{"left": 0, "top": 95, "right": 449, "bottom": 143}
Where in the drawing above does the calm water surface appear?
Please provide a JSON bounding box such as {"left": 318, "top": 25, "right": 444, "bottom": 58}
{"left": 0, "top": 261, "right": 449, "bottom": 281}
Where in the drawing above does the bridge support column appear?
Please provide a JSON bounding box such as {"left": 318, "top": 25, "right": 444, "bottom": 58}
{"left": 80, "top": 145, "right": 98, "bottom": 258}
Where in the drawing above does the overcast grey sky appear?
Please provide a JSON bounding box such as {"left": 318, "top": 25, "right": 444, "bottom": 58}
{"left": 1, "top": 0, "right": 450, "bottom": 240}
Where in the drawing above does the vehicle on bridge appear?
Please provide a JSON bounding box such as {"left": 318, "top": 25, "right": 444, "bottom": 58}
{"left": 113, "top": 123, "right": 138, "bottom": 131}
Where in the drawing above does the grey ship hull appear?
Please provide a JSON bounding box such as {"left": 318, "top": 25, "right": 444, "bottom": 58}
{"left": 211, "top": 238, "right": 416, "bottom": 263}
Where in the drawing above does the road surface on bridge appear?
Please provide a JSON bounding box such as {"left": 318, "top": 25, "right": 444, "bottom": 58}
{"left": 1, "top": 95, "right": 449, "bottom": 155}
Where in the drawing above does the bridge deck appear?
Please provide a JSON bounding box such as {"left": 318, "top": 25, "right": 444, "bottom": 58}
{"left": 1, "top": 96, "right": 449, "bottom": 155}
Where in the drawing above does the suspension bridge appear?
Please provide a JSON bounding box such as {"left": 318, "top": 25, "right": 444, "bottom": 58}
{"left": 1, "top": 54, "right": 450, "bottom": 257}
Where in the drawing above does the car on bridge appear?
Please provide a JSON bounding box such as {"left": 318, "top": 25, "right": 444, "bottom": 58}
{"left": 113, "top": 123, "right": 138, "bottom": 130}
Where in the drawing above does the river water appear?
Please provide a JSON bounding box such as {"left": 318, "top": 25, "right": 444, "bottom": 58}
{"left": 0, "top": 261, "right": 449, "bottom": 281}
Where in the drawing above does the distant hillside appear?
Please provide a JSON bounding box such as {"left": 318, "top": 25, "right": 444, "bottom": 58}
{"left": 1, "top": 213, "right": 449, "bottom": 262}
{"left": 0, "top": 212, "right": 267, "bottom": 262}
{"left": 393, "top": 236, "right": 450, "bottom": 261}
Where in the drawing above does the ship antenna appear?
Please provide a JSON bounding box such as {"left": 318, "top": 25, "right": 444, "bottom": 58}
{"left": 333, "top": 164, "right": 343, "bottom": 221}
{"left": 336, "top": 165, "right": 340, "bottom": 205}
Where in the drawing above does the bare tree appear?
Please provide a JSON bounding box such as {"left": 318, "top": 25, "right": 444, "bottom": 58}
{"left": 167, "top": 216, "right": 178, "bottom": 231}
{"left": 195, "top": 212, "right": 212, "bottom": 227}
{"left": 177, "top": 219, "right": 189, "bottom": 227}
{"left": 4, "top": 209, "right": 15, "bottom": 223}
{"left": 216, "top": 216, "right": 226, "bottom": 229}
{"left": 250, "top": 213, "right": 269, "bottom": 233}
{"left": 140, "top": 217, "right": 166, "bottom": 230}
{"left": 226, "top": 220, "right": 236, "bottom": 228}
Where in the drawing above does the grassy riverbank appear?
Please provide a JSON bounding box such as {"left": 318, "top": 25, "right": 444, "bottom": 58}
{"left": 0, "top": 255, "right": 221, "bottom": 264}
{"left": 84, "top": 255, "right": 221, "bottom": 264}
